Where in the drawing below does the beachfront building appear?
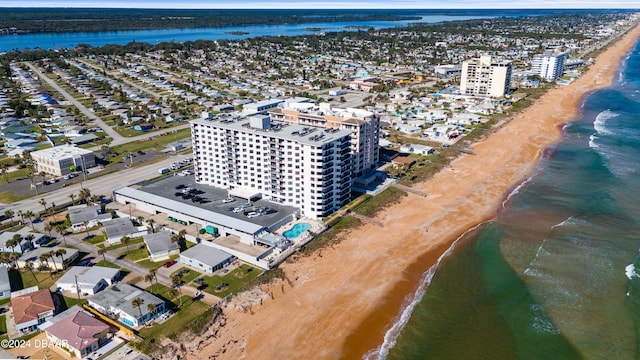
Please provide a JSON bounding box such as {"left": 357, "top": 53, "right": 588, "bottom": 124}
{"left": 269, "top": 102, "right": 379, "bottom": 178}
{"left": 87, "top": 283, "right": 165, "bottom": 328}
{"left": 30, "top": 145, "right": 96, "bottom": 177}
{"left": 179, "top": 243, "right": 236, "bottom": 273}
{"left": 191, "top": 114, "right": 352, "bottom": 219}
{"left": 56, "top": 266, "right": 120, "bottom": 296}
{"left": 460, "top": 55, "right": 512, "bottom": 98}
{"left": 531, "top": 50, "right": 567, "bottom": 81}
{"left": 43, "top": 308, "right": 110, "bottom": 358}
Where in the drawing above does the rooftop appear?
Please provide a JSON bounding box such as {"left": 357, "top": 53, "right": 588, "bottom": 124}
{"left": 44, "top": 309, "right": 109, "bottom": 351}
{"left": 89, "top": 283, "right": 163, "bottom": 318}
{"left": 103, "top": 217, "right": 137, "bottom": 239}
{"left": 68, "top": 204, "right": 110, "bottom": 225}
{"left": 11, "top": 288, "right": 55, "bottom": 325}
{"left": 143, "top": 231, "right": 178, "bottom": 255}
{"left": 191, "top": 115, "right": 351, "bottom": 146}
{"left": 30, "top": 144, "right": 93, "bottom": 160}
{"left": 57, "top": 266, "right": 120, "bottom": 287}
{"left": 180, "top": 243, "right": 235, "bottom": 267}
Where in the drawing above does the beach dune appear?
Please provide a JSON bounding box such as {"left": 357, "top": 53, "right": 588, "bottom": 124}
{"left": 177, "top": 24, "right": 640, "bottom": 360}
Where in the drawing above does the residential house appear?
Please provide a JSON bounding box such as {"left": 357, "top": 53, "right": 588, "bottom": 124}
{"left": 56, "top": 266, "right": 120, "bottom": 296}
{"left": 0, "top": 267, "right": 10, "bottom": 299}
{"left": 87, "top": 284, "right": 165, "bottom": 328}
{"left": 68, "top": 205, "right": 112, "bottom": 232}
{"left": 18, "top": 246, "right": 79, "bottom": 271}
{"left": 11, "top": 288, "right": 56, "bottom": 334}
{"left": 103, "top": 218, "right": 147, "bottom": 245}
{"left": 179, "top": 243, "right": 236, "bottom": 274}
{"left": 400, "top": 144, "right": 435, "bottom": 156}
{"left": 44, "top": 308, "right": 110, "bottom": 358}
{"left": 143, "top": 231, "right": 179, "bottom": 262}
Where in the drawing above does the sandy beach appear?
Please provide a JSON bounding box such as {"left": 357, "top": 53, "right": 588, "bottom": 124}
{"left": 169, "top": 24, "right": 640, "bottom": 360}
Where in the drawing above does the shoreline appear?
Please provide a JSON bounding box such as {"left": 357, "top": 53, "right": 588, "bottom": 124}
{"left": 178, "top": 24, "right": 640, "bottom": 360}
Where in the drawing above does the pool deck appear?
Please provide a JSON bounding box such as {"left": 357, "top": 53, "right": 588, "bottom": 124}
{"left": 276, "top": 219, "right": 324, "bottom": 242}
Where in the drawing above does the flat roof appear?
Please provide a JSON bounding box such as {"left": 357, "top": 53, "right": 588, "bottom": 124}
{"left": 89, "top": 283, "right": 163, "bottom": 317}
{"left": 116, "top": 186, "right": 266, "bottom": 234}
{"left": 68, "top": 205, "right": 110, "bottom": 225}
{"left": 180, "top": 243, "right": 234, "bottom": 268}
{"left": 31, "top": 144, "right": 93, "bottom": 160}
{"left": 57, "top": 266, "right": 120, "bottom": 287}
{"left": 191, "top": 117, "right": 351, "bottom": 146}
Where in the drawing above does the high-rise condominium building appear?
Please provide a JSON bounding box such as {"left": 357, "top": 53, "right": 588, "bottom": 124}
{"left": 460, "top": 55, "right": 512, "bottom": 98}
{"left": 191, "top": 114, "right": 353, "bottom": 219}
{"left": 531, "top": 50, "right": 566, "bottom": 81}
{"left": 269, "top": 102, "right": 379, "bottom": 177}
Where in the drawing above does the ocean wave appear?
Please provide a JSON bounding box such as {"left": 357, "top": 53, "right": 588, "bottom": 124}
{"left": 593, "top": 109, "right": 619, "bottom": 136}
{"left": 530, "top": 304, "right": 561, "bottom": 335}
{"left": 625, "top": 263, "right": 638, "bottom": 280}
{"left": 502, "top": 176, "right": 534, "bottom": 209}
{"left": 588, "top": 134, "right": 599, "bottom": 149}
{"left": 364, "top": 223, "right": 486, "bottom": 360}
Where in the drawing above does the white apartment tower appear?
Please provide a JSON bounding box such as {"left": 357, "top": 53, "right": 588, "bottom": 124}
{"left": 531, "top": 50, "right": 566, "bottom": 81}
{"left": 460, "top": 55, "right": 512, "bottom": 98}
{"left": 269, "top": 102, "right": 379, "bottom": 177}
{"left": 191, "top": 115, "right": 353, "bottom": 219}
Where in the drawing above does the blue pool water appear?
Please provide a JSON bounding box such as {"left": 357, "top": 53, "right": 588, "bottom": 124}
{"left": 283, "top": 223, "right": 312, "bottom": 239}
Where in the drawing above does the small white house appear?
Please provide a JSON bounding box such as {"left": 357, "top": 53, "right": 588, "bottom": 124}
{"left": 56, "top": 266, "right": 120, "bottom": 296}
{"left": 143, "top": 231, "right": 179, "bottom": 262}
{"left": 87, "top": 284, "right": 165, "bottom": 328}
{"left": 180, "top": 243, "right": 236, "bottom": 274}
{"left": 400, "top": 144, "right": 435, "bottom": 156}
{"left": 103, "top": 218, "right": 147, "bottom": 245}
{"left": 396, "top": 124, "right": 422, "bottom": 135}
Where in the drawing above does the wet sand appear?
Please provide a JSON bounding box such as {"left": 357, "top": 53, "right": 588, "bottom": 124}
{"left": 180, "top": 24, "right": 640, "bottom": 360}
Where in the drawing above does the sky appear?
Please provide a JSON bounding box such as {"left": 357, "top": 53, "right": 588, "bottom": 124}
{"left": 1, "top": 0, "right": 638, "bottom": 9}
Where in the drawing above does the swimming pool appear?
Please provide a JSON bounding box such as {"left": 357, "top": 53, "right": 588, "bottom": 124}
{"left": 283, "top": 223, "right": 312, "bottom": 239}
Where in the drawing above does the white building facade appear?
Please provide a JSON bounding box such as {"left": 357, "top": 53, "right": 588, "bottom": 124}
{"left": 191, "top": 115, "right": 352, "bottom": 219}
{"left": 531, "top": 50, "right": 566, "bottom": 81}
{"left": 31, "top": 145, "right": 96, "bottom": 176}
{"left": 460, "top": 55, "right": 512, "bottom": 98}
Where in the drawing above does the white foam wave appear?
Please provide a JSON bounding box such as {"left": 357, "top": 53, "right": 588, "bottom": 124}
{"left": 364, "top": 223, "right": 486, "bottom": 360}
{"left": 551, "top": 216, "right": 574, "bottom": 229}
{"left": 530, "top": 304, "right": 560, "bottom": 335}
{"left": 593, "top": 109, "right": 619, "bottom": 136}
{"left": 625, "top": 264, "right": 638, "bottom": 280}
{"left": 502, "top": 176, "right": 534, "bottom": 209}
{"left": 588, "top": 134, "right": 599, "bottom": 149}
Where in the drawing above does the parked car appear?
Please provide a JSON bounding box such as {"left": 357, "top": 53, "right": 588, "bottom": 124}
{"left": 222, "top": 197, "right": 234, "bottom": 203}
{"left": 163, "top": 260, "right": 177, "bottom": 268}
{"left": 246, "top": 212, "right": 260, "bottom": 219}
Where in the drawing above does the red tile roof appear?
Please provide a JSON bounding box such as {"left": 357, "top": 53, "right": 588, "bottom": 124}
{"left": 11, "top": 289, "right": 55, "bottom": 325}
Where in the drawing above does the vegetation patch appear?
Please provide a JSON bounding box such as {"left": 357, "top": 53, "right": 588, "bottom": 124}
{"left": 352, "top": 187, "right": 407, "bottom": 218}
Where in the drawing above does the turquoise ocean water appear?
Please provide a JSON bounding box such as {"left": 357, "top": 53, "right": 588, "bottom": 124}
{"left": 372, "top": 40, "right": 640, "bottom": 360}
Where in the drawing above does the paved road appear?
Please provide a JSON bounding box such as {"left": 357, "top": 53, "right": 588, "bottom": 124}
{"left": 25, "top": 62, "right": 126, "bottom": 145}
{"left": 10, "top": 152, "right": 190, "bottom": 216}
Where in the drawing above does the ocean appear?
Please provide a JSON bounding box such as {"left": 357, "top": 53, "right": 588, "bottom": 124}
{"left": 376, "top": 40, "right": 640, "bottom": 359}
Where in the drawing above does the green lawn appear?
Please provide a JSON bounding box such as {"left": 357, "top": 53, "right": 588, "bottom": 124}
{"left": 171, "top": 267, "right": 200, "bottom": 284}
{"left": 200, "top": 265, "right": 260, "bottom": 298}
{"left": 94, "top": 260, "right": 121, "bottom": 269}
{"left": 0, "top": 190, "right": 32, "bottom": 203}
{"left": 139, "top": 295, "right": 209, "bottom": 340}
{"left": 85, "top": 233, "right": 106, "bottom": 245}
{"left": 119, "top": 245, "right": 150, "bottom": 262}
{"left": 103, "top": 237, "right": 144, "bottom": 251}
{"left": 14, "top": 269, "right": 64, "bottom": 290}
{"left": 137, "top": 254, "right": 179, "bottom": 270}
{"left": 0, "top": 315, "right": 7, "bottom": 335}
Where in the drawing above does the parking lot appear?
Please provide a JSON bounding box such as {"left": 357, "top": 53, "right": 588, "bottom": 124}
{"left": 138, "top": 174, "right": 298, "bottom": 229}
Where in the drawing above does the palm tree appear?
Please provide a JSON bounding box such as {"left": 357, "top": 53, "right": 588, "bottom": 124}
{"left": 44, "top": 222, "right": 53, "bottom": 237}
{"left": 146, "top": 303, "right": 157, "bottom": 322}
{"left": 97, "top": 248, "right": 107, "bottom": 263}
{"left": 8, "top": 234, "right": 21, "bottom": 253}
{"left": 0, "top": 166, "right": 8, "bottom": 184}
{"left": 24, "top": 234, "right": 35, "bottom": 249}
{"left": 83, "top": 220, "right": 90, "bottom": 238}
{"left": 4, "top": 209, "right": 14, "bottom": 224}
{"left": 137, "top": 215, "right": 144, "bottom": 227}
{"left": 55, "top": 224, "right": 68, "bottom": 246}
{"left": 0, "top": 253, "right": 12, "bottom": 269}
{"left": 39, "top": 253, "right": 51, "bottom": 272}
{"left": 147, "top": 218, "right": 155, "bottom": 233}
{"left": 8, "top": 253, "right": 20, "bottom": 272}
{"left": 17, "top": 210, "right": 24, "bottom": 224}
{"left": 55, "top": 249, "right": 67, "bottom": 269}
{"left": 69, "top": 193, "right": 76, "bottom": 205}
{"left": 39, "top": 198, "right": 47, "bottom": 213}
{"left": 24, "top": 261, "right": 37, "bottom": 282}
{"left": 47, "top": 251, "right": 56, "bottom": 274}
{"left": 172, "top": 275, "right": 184, "bottom": 307}
{"left": 48, "top": 202, "right": 56, "bottom": 218}
{"left": 24, "top": 210, "right": 35, "bottom": 230}
{"left": 121, "top": 235, "right": 131, "bottom": 253}
{"left": 132, "top": 297, "right": 145, "bottom": 325}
